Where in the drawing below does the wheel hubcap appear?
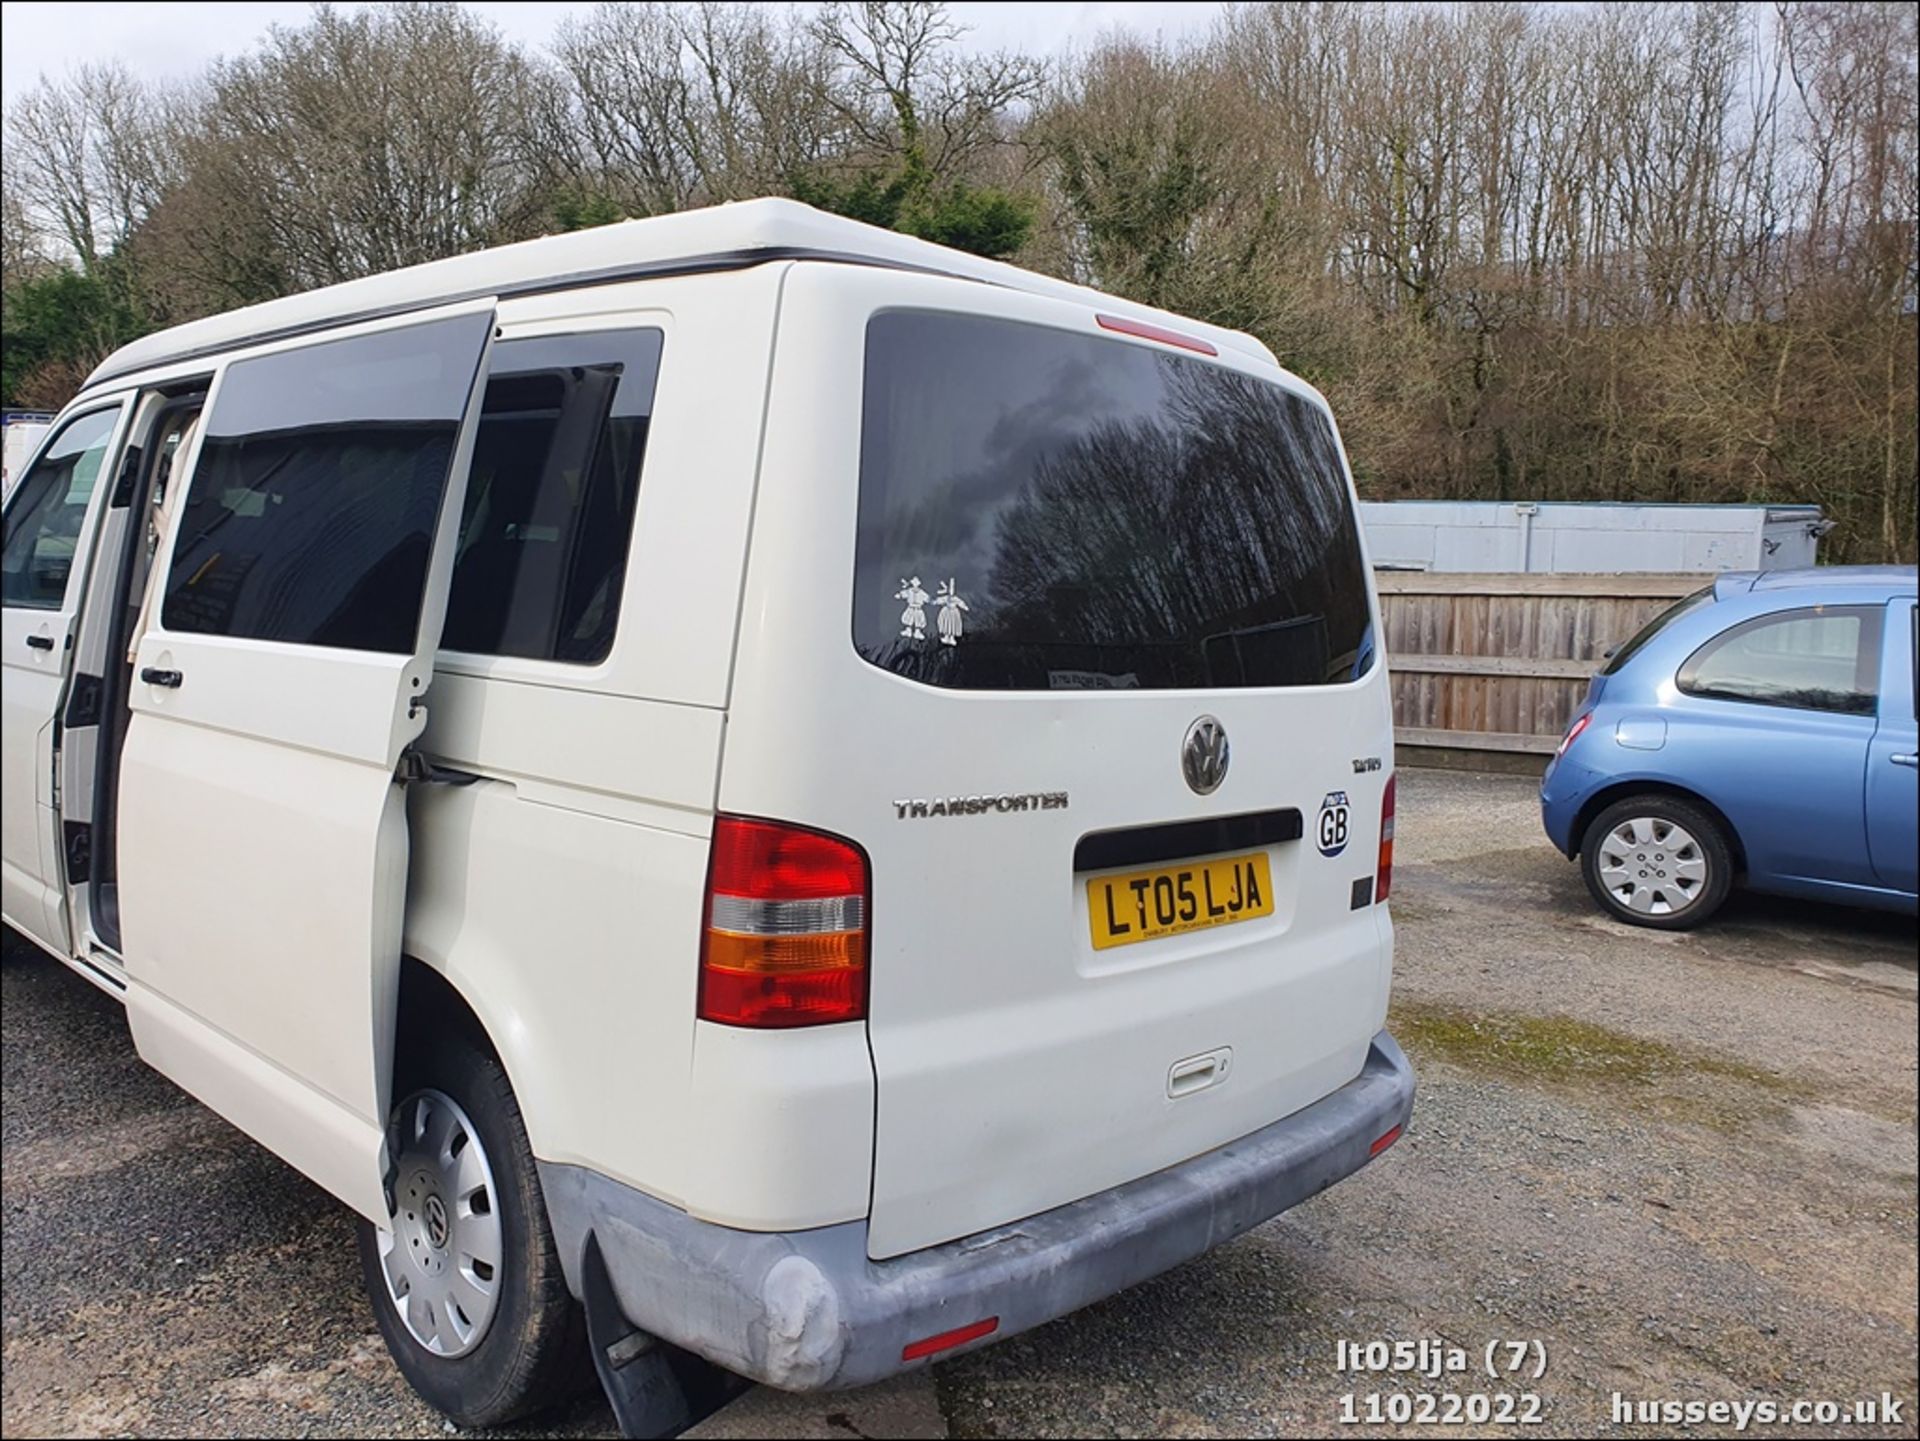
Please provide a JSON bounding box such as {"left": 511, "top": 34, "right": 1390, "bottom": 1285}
{"left": 1597, "top": 816, "right": 1709, "bottom": 917}
{"left": 376, "top": 1089, "right": 502, "bottom": 1358}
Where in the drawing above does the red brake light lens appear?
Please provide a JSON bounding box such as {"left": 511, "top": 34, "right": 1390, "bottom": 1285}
{"left": 1376, "top": 774, "right": 1396, "bottom": 903}
{"left": 707, "top": 818, "right": 867, "bottom": 900}
{"left": 699, "top": 816, "right": 870, "bottom": 1029}
{"left": 1095, "top": 312, "right": 1219, "bottom": 356}
{"left": 1556, "top": 712, "right": 1593, "bottom": 758}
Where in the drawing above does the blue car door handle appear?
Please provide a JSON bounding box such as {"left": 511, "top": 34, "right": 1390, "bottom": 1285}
{"left": 1892, "top": 753, "right": 1918, "bottom": 768}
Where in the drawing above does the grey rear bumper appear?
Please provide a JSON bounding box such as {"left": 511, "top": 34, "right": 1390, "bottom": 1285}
{"left": 540, "top": 1029, "right": 1414, "bottom": 1392}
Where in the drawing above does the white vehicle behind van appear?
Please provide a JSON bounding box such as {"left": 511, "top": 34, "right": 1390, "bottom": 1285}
{"left": 0, "top": 200, "right": 1412, "bottom": 1437}
{"left": 2, "top": 411, "right": 55, "bottom": 504}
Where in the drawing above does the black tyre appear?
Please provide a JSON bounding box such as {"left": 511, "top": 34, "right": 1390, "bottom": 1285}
{"left": 1579, "top": 794, "right": 1734, "bottom": 930}
{"left": 357, "top": 1027, "right": 589, "bottom": 1427}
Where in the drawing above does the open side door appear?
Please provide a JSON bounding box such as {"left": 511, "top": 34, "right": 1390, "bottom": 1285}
{"left": 1, "top": 399, "right": 131, "bottom": 956}
{"left": 117, "top": 304, "right": 495, "bottom": 1220}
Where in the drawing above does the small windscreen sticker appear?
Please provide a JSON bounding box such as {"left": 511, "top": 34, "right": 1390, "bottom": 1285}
{"left": 933, "top": 578, "right": 970, "bottom": 646}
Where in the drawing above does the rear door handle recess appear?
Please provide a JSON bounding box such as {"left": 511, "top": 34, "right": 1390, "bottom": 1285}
{"left": 1168, "top": 1047, "right": 1233, "bottom": 1099}
{"left": 139, "top": 667, "right": 183, "bottom": 689}
{"left": 25, "top": 634, "right": 55, "bottom": 650}
{"left": 1893, "top": 754, "right": 1918, "bottom": 769}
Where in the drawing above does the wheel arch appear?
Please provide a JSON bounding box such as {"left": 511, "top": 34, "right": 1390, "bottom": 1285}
{"left": 395, "top": 955, "right": 505, "bottom": 1070}
{"left": 389, "top": 955, "right": 551, "bottom": 1158}
{"left": 1568, "top": 780, "right": 1746, "bottom": 877}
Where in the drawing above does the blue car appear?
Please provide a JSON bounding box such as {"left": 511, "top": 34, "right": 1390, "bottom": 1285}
{"left": 1541, "top": 565, "right": 1917, "bottom": 929}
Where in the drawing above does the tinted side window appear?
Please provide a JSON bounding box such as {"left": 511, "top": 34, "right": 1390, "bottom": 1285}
{"left": 1, "top": 407, "right": 120, "bottom": 610}
{"left": 854, "top": 311, "right": 1374, "bottom": 690}
{"left": 442, "top": 329, "right": 663, "bottom": 663}
{"left": 161, "top": 312, "right": 490, "bottom": 653}
{"left": 1678, "top": 606, "right": 1882, "bottom": 716}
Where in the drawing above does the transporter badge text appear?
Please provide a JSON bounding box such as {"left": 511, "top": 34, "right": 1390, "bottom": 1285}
{"left": 893, "top": 792, "right": 1069, "bottom": 819}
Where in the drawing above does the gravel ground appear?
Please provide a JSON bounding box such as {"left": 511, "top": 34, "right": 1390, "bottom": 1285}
{"left": 3, "top": 767, "right": 1915, "bottom": 1439}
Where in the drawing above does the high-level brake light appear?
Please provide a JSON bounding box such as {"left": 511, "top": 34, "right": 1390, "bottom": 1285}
{"left": 1095, "top": 312, "right": 1219, "bottom": 356}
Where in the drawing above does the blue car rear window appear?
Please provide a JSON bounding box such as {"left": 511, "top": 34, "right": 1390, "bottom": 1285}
{"left": 1602, "top": 587, "right": 1714, "bottom": 676}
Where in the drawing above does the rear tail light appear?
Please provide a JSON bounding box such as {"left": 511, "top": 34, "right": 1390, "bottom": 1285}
{"left": 1376, "top": 774, "right": 1396, "bottom": 903}
{"left": 1556, "top": 711, "right": 1593, "bottom": 758}
{"left": 699, "top": 816, "right": 870, "bottom": 1029}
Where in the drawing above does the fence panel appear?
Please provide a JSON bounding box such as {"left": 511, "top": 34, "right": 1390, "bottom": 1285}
{"left": 1377, "top": 572, "right": 1708, "bottom": 764}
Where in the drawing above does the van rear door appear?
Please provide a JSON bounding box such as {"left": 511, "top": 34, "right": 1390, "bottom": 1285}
{"left": 116, "top": 304, "right": 494, "bottom": 1220}
{"left": 724, "top": 268, "right": 1394, "bottom": 1259}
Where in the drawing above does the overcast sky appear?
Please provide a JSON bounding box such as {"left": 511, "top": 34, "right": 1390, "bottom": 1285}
{"left": 0, "top": 1, "right": 1225, "bottom": 99}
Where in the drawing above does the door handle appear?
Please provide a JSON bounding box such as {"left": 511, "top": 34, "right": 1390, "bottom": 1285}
{"left": 139, "top": 666, "right": 183, "bottom": 689}
{"left": 1893, "top": 753, "right": 1918, "bottom": 769}
{"left": 25, "top": 634, "right": 55, "bottom": 651}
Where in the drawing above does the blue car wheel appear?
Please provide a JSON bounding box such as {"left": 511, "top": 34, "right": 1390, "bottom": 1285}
{"left": 1580, "top": 794, "right": 1734, "bottom": 930}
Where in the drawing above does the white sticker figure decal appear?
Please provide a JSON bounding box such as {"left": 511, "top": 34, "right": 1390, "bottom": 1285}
{"left": 934, "top": 578, "right": 970, "bottom": 646}
{"left": 896, "top": 576, "right": 930, "bottom": 641}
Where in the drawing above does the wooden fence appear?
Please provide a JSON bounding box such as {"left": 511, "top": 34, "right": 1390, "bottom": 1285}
{"left": 1378, "top": 571, "right": 1709, "bottom": 767}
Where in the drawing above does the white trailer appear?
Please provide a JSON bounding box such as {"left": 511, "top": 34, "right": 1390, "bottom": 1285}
{"left": 1359, "top": 500, "right": 1830, "bottom": 574}
{"left": 2, "top": 412, "right": 56, "bottom": 503}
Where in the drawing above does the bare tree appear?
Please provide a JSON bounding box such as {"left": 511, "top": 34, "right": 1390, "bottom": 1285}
{"left": 552, "top": 1, "right": 849, "bottom": 213}
{"left": 4, "top": 62, "right": 171, "bottom": 273}
{"left": 811, "top": 1, "right": 1041, "bottom": 186}
{"left": 172, "top": 3, "right": 555, "bottom": 290}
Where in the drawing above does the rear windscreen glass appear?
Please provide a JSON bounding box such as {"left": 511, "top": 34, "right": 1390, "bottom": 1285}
{"left": 1602, "top": 586, "right": 1714, "bottom": 676}
{"left": 853, "top": 311, "right": 1374, "bottom": 690}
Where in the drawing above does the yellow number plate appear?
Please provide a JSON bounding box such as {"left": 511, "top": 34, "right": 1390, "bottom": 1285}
{"left": 1087, "top": 851, "right": 1275, "bottom": 951}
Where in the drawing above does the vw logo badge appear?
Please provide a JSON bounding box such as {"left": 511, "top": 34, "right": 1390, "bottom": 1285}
{"left": 1182, "top": 716, "right": 1230, "bottom": 795}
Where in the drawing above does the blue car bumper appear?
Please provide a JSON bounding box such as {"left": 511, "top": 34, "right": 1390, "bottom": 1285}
{"left": 1539, "top": 753, "right": 1598, "bottom": 857}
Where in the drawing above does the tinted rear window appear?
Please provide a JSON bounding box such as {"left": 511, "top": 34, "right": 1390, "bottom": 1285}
{"left": 853, "top": 312, "right": 1374, "bottom": 691}
{"left": 1602, "top": 586, "right": 1714, "bottom": 676}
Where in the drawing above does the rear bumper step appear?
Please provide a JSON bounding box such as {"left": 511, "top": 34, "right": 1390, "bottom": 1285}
{"left": 541, "top": 1030, "right": 1415, "bottom": 1393}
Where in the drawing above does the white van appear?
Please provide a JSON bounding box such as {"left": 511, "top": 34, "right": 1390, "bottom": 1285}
{"left": 0, "top": 200, "right": 1412, "bottom": 1436}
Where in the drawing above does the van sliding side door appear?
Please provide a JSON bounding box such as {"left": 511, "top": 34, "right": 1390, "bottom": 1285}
{"left": 116, "top": 303, "right": 496, "bottom": 1221}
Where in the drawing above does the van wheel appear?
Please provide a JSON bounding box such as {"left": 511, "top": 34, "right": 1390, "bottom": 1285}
{"left": 357, "top": 1029, "right": 589, "bottom": 1427}
{"left": 1579, "top": 795, "right": 1732, "bottom": 930}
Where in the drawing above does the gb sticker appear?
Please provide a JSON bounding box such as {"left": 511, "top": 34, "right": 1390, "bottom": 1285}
{"left": 1317, "top": 791, "right": 1351, "bottom": 857}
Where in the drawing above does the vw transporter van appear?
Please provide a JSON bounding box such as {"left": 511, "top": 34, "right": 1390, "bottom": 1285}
{"left": 0, "top": 200, "right": 1412, "bottom": 1437}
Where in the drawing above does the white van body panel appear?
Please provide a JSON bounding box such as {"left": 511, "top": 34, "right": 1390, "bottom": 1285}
{"left": 725, "top": 264, "right": 1395, "bottom": 1259}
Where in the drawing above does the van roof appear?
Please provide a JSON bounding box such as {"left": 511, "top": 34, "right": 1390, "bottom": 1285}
{"left": 85, "top": 198, "right": 1276, "bottom": 390}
